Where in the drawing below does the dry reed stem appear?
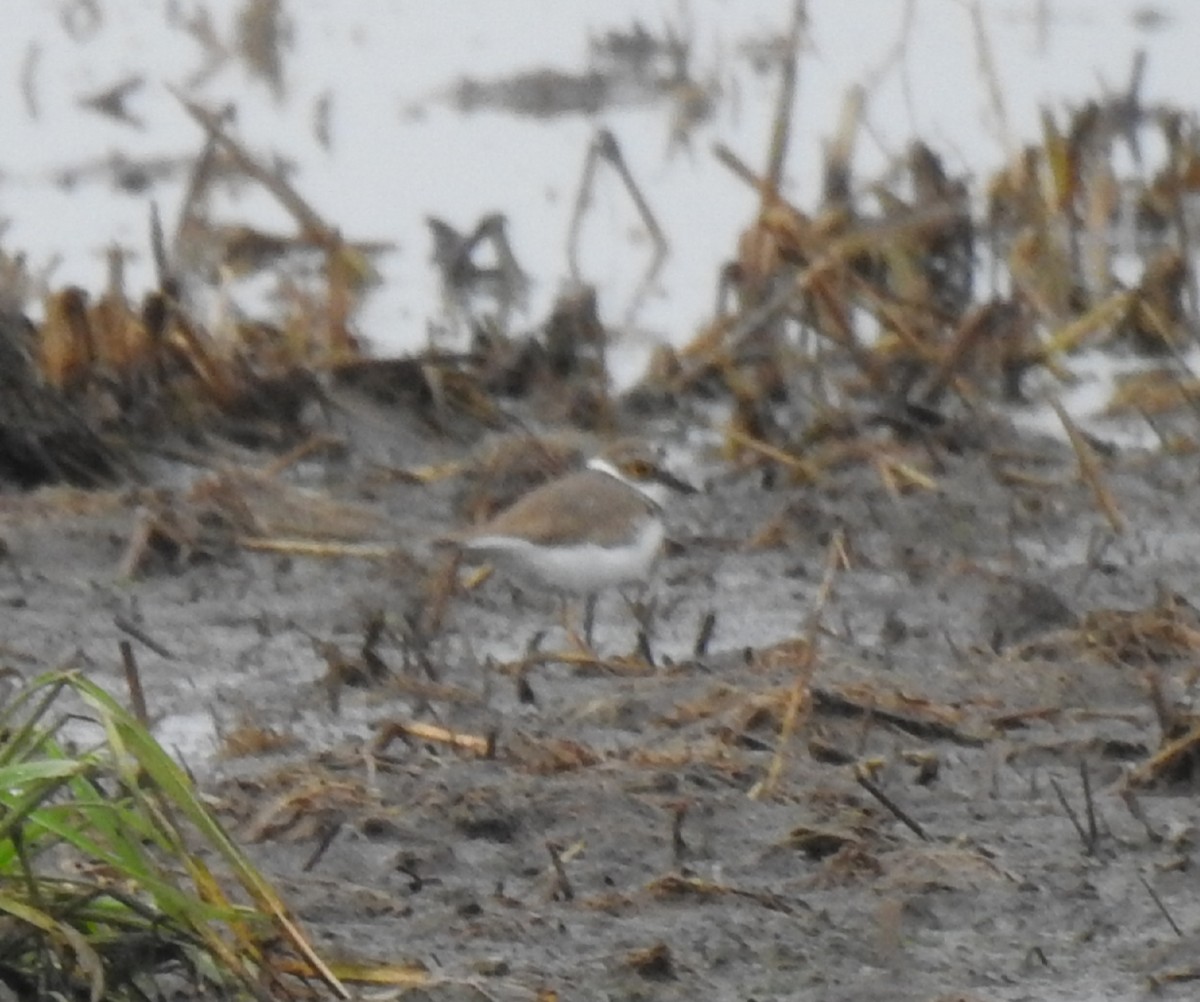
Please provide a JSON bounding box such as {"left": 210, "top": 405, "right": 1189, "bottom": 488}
{"left": 1033, "top": 289, "right": 1133, "bottom": 362}
{"left": 173, "top": 88, "right": 329, "bottom": 238}
{"left": 965, "top": 0, "right": 1013, "bottom": 154}
{"left": 1051, "top": 399, "right": 1125, "bottom": 534}
{"left": 750, "top": 528, "right": 847, "bottom": 800}
{"left": 237, "top": 538, "right": 401, "bottom": 560}
{"left": 725, "top": 426, "right": 822, "bottom": 481}
{"left": 261, "top": 434, "right": 343, "bottom": 478}
{"left": 372, "top": 719, "right": 491, "bottom": 757}
{"left": 765, "top": 0, "right": 807, "bottom": 192}
{"left": 1120, "top": 719, "right": 1200, "bottom": 790}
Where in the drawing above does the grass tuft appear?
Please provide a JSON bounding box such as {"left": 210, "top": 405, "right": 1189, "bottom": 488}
{"left": 0, "top": 668, "right": 345, "bottom": 1000}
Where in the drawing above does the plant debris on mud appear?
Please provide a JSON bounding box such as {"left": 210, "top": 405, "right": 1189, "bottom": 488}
{"left": 4, "top": 4, "right": 1200, "bottom": 1000}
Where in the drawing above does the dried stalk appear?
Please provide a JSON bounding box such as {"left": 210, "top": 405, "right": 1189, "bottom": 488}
{"left": 751, "top": 528, "right": 847, "bottom": 799}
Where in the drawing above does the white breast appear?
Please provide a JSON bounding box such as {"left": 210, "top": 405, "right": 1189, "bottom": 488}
{"left": 468, "top": 517, "right": 665, "bottom": 595}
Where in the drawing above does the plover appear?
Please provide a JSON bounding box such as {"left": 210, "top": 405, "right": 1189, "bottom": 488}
{"left": 440, "top": 441, "right": 693, "bottom": 640}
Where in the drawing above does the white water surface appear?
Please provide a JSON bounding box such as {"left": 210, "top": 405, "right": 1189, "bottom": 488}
{"left": 0, "top": 1, "right": 1195, "bottom": 433}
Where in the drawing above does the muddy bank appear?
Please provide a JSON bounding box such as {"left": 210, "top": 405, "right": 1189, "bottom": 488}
{"left": 4, "top": 400, "right": 1200, "bottom": 1002}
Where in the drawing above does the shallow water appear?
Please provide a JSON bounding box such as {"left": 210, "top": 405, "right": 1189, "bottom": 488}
{"left": 2, "top": 2, "right": 1192, "bottom": 352}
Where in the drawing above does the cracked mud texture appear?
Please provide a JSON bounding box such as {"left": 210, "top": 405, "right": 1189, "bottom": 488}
{"left": 3, "top": 403, "right": 1200, "bottom": 1002}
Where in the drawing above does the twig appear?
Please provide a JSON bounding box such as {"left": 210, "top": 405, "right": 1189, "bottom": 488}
{"left": 261, "top": 434, "right": 344, "bottom": 478}
{"left": 1139, "top": 872, "right": 1183, "bottom": 938}
{"left": 594, "top": 130, "right": 668, "bottom": 261}
{"left": 170, "top": 100, "right": 225, "bottom": 270}
{"left": 566, "top": 134, "right": 602, "bottom": 281}
{"left": 670, "top": 801, "right": 689, "bottom": 864}
{"left": 860, "top": 0, "right": 917, "bottom": 126}
{"left": 513, "top": 648, "right": 656, "bottom": 677}
{"left": 237, "top": 538, "right": 402, "bottom": 560}
{"left": 301, "top": 817, "right": 344, "bottom": 873}
{"left": 821, "top": 85, "right": 867, "bottom": 205}
{"left": 1168, "top": 146, "right": 1200, "bottom": 345}
{"left": 712, "top": 141, "right": 763, "bottom": 192}
{"left": 1118, "top": 788, "right": 1161, "bottom": 843}
{"left": 119, "top": 640, "right": 149, "bottom": 726}
{"left": 1074, "top": 526, "right": 1116, "bottom": 596}
{"left": 1142, "top": 672, "right": 1180, "bottom": 739}
{"left": 172, "top": 87, "right": 331, "bottom": 238}
{"left": 19, "top": 41, "right": 40, "bottom": 119}
{"left": 964, "top": 0, "right": 1014, "bottom": 154}
{"left": 149, "top": 200, "right": 172, "bottom": 294}
{"left": 515, "top": 662, "right": 537, "bottom": 706}
{"left": 114, "top": 614, "right": 176, "bottom": 660}
{"left": 421, "top": 550, "right": 462, "bottom": 637}
{"left": 1120, "top": 719, "right": 1200, "bottom": 789}
{"left": 692, "top": 610, "right": 717, "bottom": 658}
{"left": 1148, "top": 967, "right": 1200, "bottom": 990}
{"left": 1050, "top": 777, "right": 1088, "bottom": 845}
{"left": 273, "top": 910, "right": 349, "bottom": 999}
{"left": 725, "top": 427, "right": 822, "bottom": 481}
{"left": 751, "top": 528, "right": 846, "bottom": 799}
{"left": 766, "top": 0, "right": 807, "bottom": 192}
{"left": 567, "top": 129, "right": 668, "bottom": 287}
{"left": 635, "top": 627, "right": 656, "bottom": 668}
{"left": 807, "top": 683, "right": 982, "bottom": 746}
{"left": 1080, "top": 760, "right": 1099, "bottom": 855}
{"left": 854, "top": 768, "right": 929, "bottom": 841}
{"left": 582, "top": 593, "right": 598, "bottom": 649}
{"left": 372, "top": 719, "right": 490, "bottom": 756}
{"left": 1051, "top": 399, "right": 1125, "bottom": 534}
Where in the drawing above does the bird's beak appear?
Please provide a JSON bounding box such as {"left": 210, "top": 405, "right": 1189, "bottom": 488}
{"left": 653, "top": 466, "right": 699, "bottom": 496}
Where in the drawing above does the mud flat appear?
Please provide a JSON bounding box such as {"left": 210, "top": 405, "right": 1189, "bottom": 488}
{"left": 4, "top": 398, "right": 1200, "bottom": 1001}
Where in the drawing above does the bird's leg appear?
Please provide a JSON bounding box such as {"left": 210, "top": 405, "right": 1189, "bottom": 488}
{"left": 621, "top": 586, "right": 657, "bottom": 665}
{"left": 558, "top": 594, "right": 593, "bottom": 654}
{"left": 583, "top": 593, "right": 598, "bottom": 649}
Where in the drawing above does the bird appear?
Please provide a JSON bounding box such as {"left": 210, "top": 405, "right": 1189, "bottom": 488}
{"left": 438, "top": 441, "right": 694, "bottom": 647}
